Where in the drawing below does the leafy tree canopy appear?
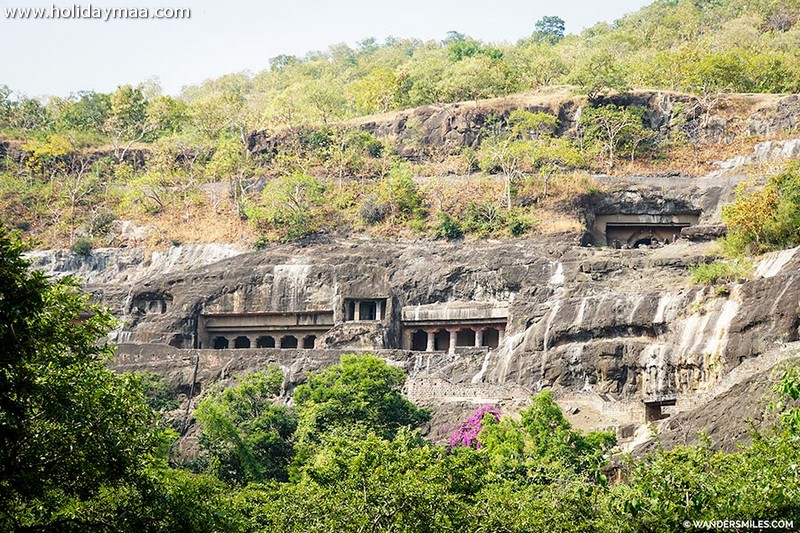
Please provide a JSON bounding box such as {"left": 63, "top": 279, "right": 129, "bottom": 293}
{"left": 293, "top": 354, "right": 431, "bottom": 447}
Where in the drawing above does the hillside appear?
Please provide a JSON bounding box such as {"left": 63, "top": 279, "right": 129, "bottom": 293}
{"left": 6, "top": 0, "right": 800, "bottom": 528}
{"left": 2, "top": 87, "right": 799, "bottom": 251}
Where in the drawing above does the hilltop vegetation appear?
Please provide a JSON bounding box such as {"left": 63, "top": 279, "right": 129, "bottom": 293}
{"left": 1, "top": 0, "right": 799, "bottom": 248}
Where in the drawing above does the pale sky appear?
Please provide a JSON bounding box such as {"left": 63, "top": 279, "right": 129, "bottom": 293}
{"left": 0, "top": 0, "right": 651, "bottom": 98}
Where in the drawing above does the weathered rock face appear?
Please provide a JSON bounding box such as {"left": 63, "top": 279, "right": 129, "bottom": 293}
{"left": 33, "top": 235, "right": 800, "bottom": 438}
{"left": 712, "top": 138, "right": 800, "bottom": 173}
{"left": 248, "top": 91, "right": 800, "bottom": 159}
{"left": 27, "top": 174, "right": 800, "bottom": 444}
{"left": 745, "top": 95, "right": 800, "bottom": 137}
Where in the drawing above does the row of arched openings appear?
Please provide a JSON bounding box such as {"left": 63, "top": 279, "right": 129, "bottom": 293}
{"left": 212, "top": 335, "right": 317, "bottom": 350}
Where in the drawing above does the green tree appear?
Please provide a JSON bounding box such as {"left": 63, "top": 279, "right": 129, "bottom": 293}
{"left": 568, "top": 51, "right": 630, "bottom": 99}
{"left": 248, "top": 170, "right": 328, "bottom": 242}
{"left": 347, "top": 67, "right": 401, "bottom": 114}
{"left": 438, "top": 55, "right": 513, "bottom": 103}
{"left": 53, "top": 91, "right": 111, "bottom": 133}
{"left": 534, "top": 15, "right": 566, "bottom": 44}
{"left": 0, "top": 85, "right": 12, "bottom": 129}
{"left": 581, "top": 104, "right": 648, "bottom": 169}
{"left": 293, "top": 354, "right": 430, "bottom": 450}
{"left": 207, "top": 135, "right": 255, "bottom": 208}
{"left": 22, "top": 134, "right": 74, "bottom": 179}
{"left": 721, "top": 162, "right": 800, "bottom": 255}
{"left": 0, "top": 226, "right": 170, "bottom": 531}
{"left": 478, "top": 391, "right": 615, "bottom": 482}
{"left": 145, "top": 95, "right": 189, "bottom": 137}
{"left": 507, "top": 109, "right": 558, "bottom": 140}
{"left": 305, "top": 77, "right": 349, "bottom": 125}
{"left": 194, "top": 369, "right": 297, "bottom": 485}
{"left": 9, "top": 97, "right": 52, "bottom": 132}
{"left": 478, "top": 137, "right": 534, "bottom": 209}
{"left": 236, "top": 429, "right": 479, "bottom": 532}
{"left": 103, "top": 84, "right": 152, "bottom": 160}
{"left": 374, "top": 161, "right": 424, "bottom": 220}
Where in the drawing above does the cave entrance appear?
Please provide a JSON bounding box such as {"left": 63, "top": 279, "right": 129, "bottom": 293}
{"left": 456, "top": 328, "right": 476, "bottom": 347}
{"left": 606, "top": 224, "right": 690, "bottom": 248}
{"left": 411, "top": 330, "right": 427, "bottom": 351}
{"left": 644, "top": 398, "right": 676, "bottom": 422}
{"left": 212, "top": 336, "right": 229, "bottom": 349}
{"left": 257, "top": 335, "right": 275, "bottom": 348}
{"left": 591, "top": 213, "right": 700, "bottom": 247}
{"left": 234, "top": 336, "right": 251, "bottom": 349}
{"left": 483, "top": 328, "right": 500, "bottom": 349}
{"left": 434, "top": 330, "right": 450, "bottom": 352}
{"left": 280, "top": 335, "right": 298, "bottom": 349}
{"left": 302, "top": 335, "right": 316, "bottom": 349}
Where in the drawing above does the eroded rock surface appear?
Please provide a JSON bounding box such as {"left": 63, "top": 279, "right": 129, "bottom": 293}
{"left": 28, "top": 178, "right": 800, "bottom": 448}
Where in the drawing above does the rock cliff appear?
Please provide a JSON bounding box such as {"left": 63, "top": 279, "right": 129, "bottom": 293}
{"left": 248, "top": 90, "right": 800, "bottom": 159}
{"left": 26, "top": 130, "right": 800, "bottom": 448}
{"left": 27, "top": 166, "right": 800, "bottom": 447}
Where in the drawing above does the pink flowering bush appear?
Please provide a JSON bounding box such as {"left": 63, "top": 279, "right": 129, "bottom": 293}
{"left": 448, "top": 404, "right": 502, "bottom": 449}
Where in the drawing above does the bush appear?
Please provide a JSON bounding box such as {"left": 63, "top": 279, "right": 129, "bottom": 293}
{"left": 89, "top": 210, "right": 116, "bottom": 236}
{"left": 70, "top": 236, "right": 93, "bottom": 256}
{"left": 448, "top": 404, "right": 501, "bottom": 449}
{"left": 460, "top": 201, "right": 505, "bottom": 237}
{"left": 457, "top": 202, "right": 535, "bottom": 237}
{"left": 689, "top": 259, "right": 753, "bottom": 285}
{"left": 505, "top": 208, "right": 536, "bottom": 236}
{"left": 195, "top": 369, "right": 296, "bottom": 485}
{"left": 253, "top": 232, "right": 269, "bottom": 250}
{"left": 135, "top": 371, "right": 179, "bottom": 412}
{"left": 435, "top": 211, "right": 463, "bottom": 240}
{"left": 359, "top": 195, "right": 385, "bottom": 225}
{"left": 375, "top": 162, "right": 423, "bottom": 219}
{"left": 721, "top": 162, "right": 800, "bottom": 255}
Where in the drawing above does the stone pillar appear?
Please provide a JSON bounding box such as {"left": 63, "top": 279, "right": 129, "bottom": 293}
{"left": 248, "top": 335, "right": 258, "bottom": 349}
{"left": 402, "top": 329, "right": 413, "bottom": 350}
{"left": 448, "top": 329, "right": 458, "bottom": 354}
{"left": 474, "top": 327, "right": 485, "bottom": 348}
{"left": 498, "top": 328, "right": 505, "bottom": 344}
{"left": 277, "top": 335, "right": 284, "bottom": 349}
{"left": 353, "top": 301, "right": 361, "bottom": 321}
{"left": 376, "top": 300, "right": 383, "bottom": 321}
{"left": 425, "top": 329, "right": 435, "bottom": 352}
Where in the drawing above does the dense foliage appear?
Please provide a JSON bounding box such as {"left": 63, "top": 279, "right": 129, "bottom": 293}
{"left": 193, "top": 368, "right": 296, "bottom": 485}
{"left": 0, "top": 226, "right": 235, "bottom": 531}
{"left": 721, "top": 161, "right": 800, "bottom": 255}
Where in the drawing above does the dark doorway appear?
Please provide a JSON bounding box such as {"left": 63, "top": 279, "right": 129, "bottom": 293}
{"left": 257, "top": 335, "right": 275, "bottom": 348}
{"left": 360, "top": 301, "right": 377, "bottom": 321}
{"left": 234, "top": 336, "right": 251, "bottom": 349}
{"left": 411, "top": 330, "right": 427, "bottom": 351}
{"left": 303, "top": 335, "right": 316, "bottom": 349}
{"left": 434, "top": 330, "right": 449, "bottom": 352}
{"left": 213, "top": 336, "right": 229, "bottom": 349}
{"left": 644, "top": 399, "right": 676, "bottom": 422}
{"left": 280, "top": 335, "right": 298, "bottom": 349}
{"left": 456, "top": 328, "right": 476, "bottom": 347}
{"left": 483, "top": 328, "right": 500, "bottom": 349}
